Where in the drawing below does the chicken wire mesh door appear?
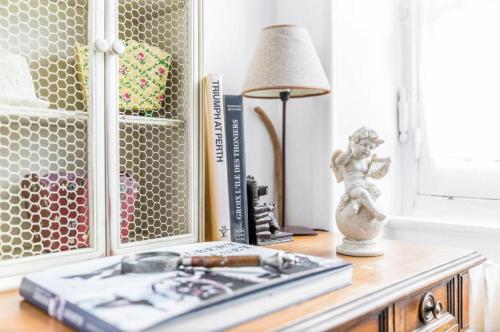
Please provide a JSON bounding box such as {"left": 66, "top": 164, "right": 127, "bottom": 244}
{"left": 0, "top": 0, "right": 106, "bottom": 273}
{"left": 107, "top": 0, "right": 199, "bottom": 252}
{"left": 0, "top": 0, "right": 200, "bottom": 278}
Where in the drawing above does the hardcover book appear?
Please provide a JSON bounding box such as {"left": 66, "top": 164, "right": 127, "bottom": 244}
{"left": 224, "top": 95, "right": 249, "bottom": 244}
{"left": 20, "top": 242, "right": 352, "bottom": 332}
{"left": 203, "top": 74, "right": 231, "bottom": 241}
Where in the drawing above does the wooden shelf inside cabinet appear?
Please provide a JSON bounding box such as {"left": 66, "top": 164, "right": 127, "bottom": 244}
{"left": 119, "top": 115, "right": 185, "bottom": 127}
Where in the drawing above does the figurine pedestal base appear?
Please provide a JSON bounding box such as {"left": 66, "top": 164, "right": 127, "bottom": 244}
{"left": 336, "top": 238, "right": 384, "bottom": 257}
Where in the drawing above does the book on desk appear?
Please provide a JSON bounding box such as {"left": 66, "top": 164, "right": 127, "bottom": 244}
{"left": 19, "top": 241, "right": 351, "bottom": 332}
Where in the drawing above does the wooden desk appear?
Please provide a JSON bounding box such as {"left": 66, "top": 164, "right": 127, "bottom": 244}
{"left": 0, "top": 232, "right": 485, "bottom": 332}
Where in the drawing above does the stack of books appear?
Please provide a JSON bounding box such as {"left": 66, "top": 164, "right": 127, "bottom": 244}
{"left": 203, "top": 74, "right": 292, "bottom": 245}
{"left": 203, "top": 74, "right": 250, "bottom": 243}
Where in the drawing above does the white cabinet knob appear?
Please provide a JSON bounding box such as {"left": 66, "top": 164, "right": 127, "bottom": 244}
{"left": 110, "top": 40, "right": 126, "bottom": 56}
{"left": 95, "top": 39, "right": 109, "bottom": 53}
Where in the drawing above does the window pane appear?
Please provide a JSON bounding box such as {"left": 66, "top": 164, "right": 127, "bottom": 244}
{"left": 421, "top": 0, "right": 500, "bottom": 167}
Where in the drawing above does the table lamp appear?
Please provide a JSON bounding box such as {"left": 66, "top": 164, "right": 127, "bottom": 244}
{"left": 242, "top": 24, "right": 331, "bottom": 235}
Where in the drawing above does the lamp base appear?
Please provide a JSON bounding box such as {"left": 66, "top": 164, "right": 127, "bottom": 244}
{"left": 281, "top": 225, "right": 317, "bottom": 236}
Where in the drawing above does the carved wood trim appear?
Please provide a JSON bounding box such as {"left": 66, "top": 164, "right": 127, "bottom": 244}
{"left": 447, "top": 277, "right": 456, "bottom": 316}
{"left": 378, "top": 306, "right": 390, "bottom": 332}
{"left": 285, "top": 252, "right": 483, "bottom": 331}
{"left": 458, "top": 272, "right": 470, "bottom": 330}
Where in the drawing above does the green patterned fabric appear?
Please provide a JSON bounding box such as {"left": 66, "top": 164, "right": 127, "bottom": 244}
{"left": 75, "top": 40, "right": 171, "bottom": 111}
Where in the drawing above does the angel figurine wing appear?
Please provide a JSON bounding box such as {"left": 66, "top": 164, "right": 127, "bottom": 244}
{"left": 367, "top": 154, "right": 391, "bottom": 179}
{"left": 330, "top": 150, "right": 344, "bottom": 183}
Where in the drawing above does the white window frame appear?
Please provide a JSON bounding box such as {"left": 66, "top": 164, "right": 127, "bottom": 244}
{"left": 398, "top": 0, "right": 500, "bottom": 226}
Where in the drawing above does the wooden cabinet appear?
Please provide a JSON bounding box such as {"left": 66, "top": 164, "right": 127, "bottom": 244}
{"left": 232, "top": 232, "right": 484, "bottom": 332}
{"left": 395, "top": 277, "right": 461, "bottom": 331}
{"left": 334, "top": 271, "right": 469, "bottom": 331}
{"left": 334, "top": 275, "right": 468, "bottom": 332}
{"left": 335, "top": 264, "right": 474, "bottom": 332}
{"left": 0, "top": 232, "right": 485, "bottom": 331}
{"left": 334, "top": 307, "right": 394, "bottom": 332}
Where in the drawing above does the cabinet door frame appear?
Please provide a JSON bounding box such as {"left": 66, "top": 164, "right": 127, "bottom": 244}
{"left": 105, "top": 0, "right": 203, "bottom": 255}
{"left": 0, "top": 0, "right": 204, "bottom": 287}
{"left": 0, "top": 0, "right": 107, "bottom": 288}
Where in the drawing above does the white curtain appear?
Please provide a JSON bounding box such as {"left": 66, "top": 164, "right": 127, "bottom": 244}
{"left": 470, "top": 261, "right": 500, "bottom": 331}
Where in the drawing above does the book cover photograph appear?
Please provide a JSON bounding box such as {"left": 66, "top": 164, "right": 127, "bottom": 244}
{"left": 20, "top": 242, "right": 352, "bottom": 332}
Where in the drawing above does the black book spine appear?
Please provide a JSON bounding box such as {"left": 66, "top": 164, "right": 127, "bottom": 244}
{"left": 224, "top": 95, "right": 249, "bottom": 244}
{"left": 19, "top": 278, "right": 121, "bottom": 332}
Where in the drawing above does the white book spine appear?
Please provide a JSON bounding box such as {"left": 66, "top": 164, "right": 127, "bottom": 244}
{"left": 207, "top": 74, "right": 231, "bottom": 240}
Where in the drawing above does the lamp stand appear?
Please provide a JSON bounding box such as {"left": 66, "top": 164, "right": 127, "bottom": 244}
{"left": 279, "top": 91, "right": 317, "bottom": 236}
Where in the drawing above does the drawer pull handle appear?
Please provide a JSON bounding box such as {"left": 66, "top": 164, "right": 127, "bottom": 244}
{"left": 419, "top": 292, "right": 443, "bottom": 323}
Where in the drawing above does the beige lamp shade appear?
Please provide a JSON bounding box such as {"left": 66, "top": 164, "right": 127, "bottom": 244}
{"left": 242, "top": 24, "right": 331, "bottom": 99}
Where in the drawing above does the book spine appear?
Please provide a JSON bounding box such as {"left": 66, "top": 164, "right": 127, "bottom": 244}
{"left": 246, "top": 178, "right": 258, "bottom": 245}
{"left": 224, "top": 95, "right": 249, "bottom": 244}
{"left": 20, "top": 278, "right": 121, "bottom": 332}
{"left": 206, "top": 74, "right": 231, "bottom": 241}
{"left": 202, "top": 77, "right": 217, "bottom": 241}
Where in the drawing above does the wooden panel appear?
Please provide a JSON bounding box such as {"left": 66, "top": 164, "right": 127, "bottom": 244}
{"left": 333, "top": 306, "right": 393, "bottom": 332}
{"left": 459, "top": 272, "right": 470, "bottom": 330}
{"left": 399, "top": 277, "right": 458, "bottom": 331}
{"left": 231, "top": 233, "right": 483, "bottom": 332}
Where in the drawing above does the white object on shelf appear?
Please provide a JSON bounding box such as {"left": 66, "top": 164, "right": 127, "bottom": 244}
{"left": 0, "top": 52, "right": 50, "bottom": 109}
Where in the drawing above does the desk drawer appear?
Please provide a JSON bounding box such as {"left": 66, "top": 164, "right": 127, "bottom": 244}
{"left": 397, "top": 277, "right": 459, "bottom": 331}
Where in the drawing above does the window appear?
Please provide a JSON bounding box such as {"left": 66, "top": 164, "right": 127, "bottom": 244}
{"left": 402, "top": 0, "right": 500, "bottom": 219}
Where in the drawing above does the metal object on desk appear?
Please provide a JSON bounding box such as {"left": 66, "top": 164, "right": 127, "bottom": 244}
{"left": 419, "top": 292, "right": 443, "bottom": 323}
{"left": 121, "top": 251, "right": 297, "bottom": 274}
{"left": 122, "top": 252, "right": 181, "bottom": 273}
{"left": 121, "top": 252, "right": 262, "bottom": 274}
{"left": 247, "top": 175, "right": 293, "bottom": 245}
{"left": 262, "top": 252, "right": 298, "bottom": 273}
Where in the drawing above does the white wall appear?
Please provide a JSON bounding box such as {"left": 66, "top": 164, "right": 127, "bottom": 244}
{"left": 273, "top": 0, "right": 334, "bottom": 231}
{"left": 204, "top": 0, "right": 498, "bottom": 263}
{"left": 204, "top": 0, "right": 402, "bottom": 231}
{"left": 331, "top": 0, "right": 401, "bottom": 220}
{"left": 203, "top": 0, "right": 278, "bottom": 222}
{"left": 204, "top": 0, "right": 336, "bottom": 231}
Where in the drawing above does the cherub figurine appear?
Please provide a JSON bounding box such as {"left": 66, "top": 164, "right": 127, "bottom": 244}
{"left": 331, "top": 127, "right": 391, "bottom": 222}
